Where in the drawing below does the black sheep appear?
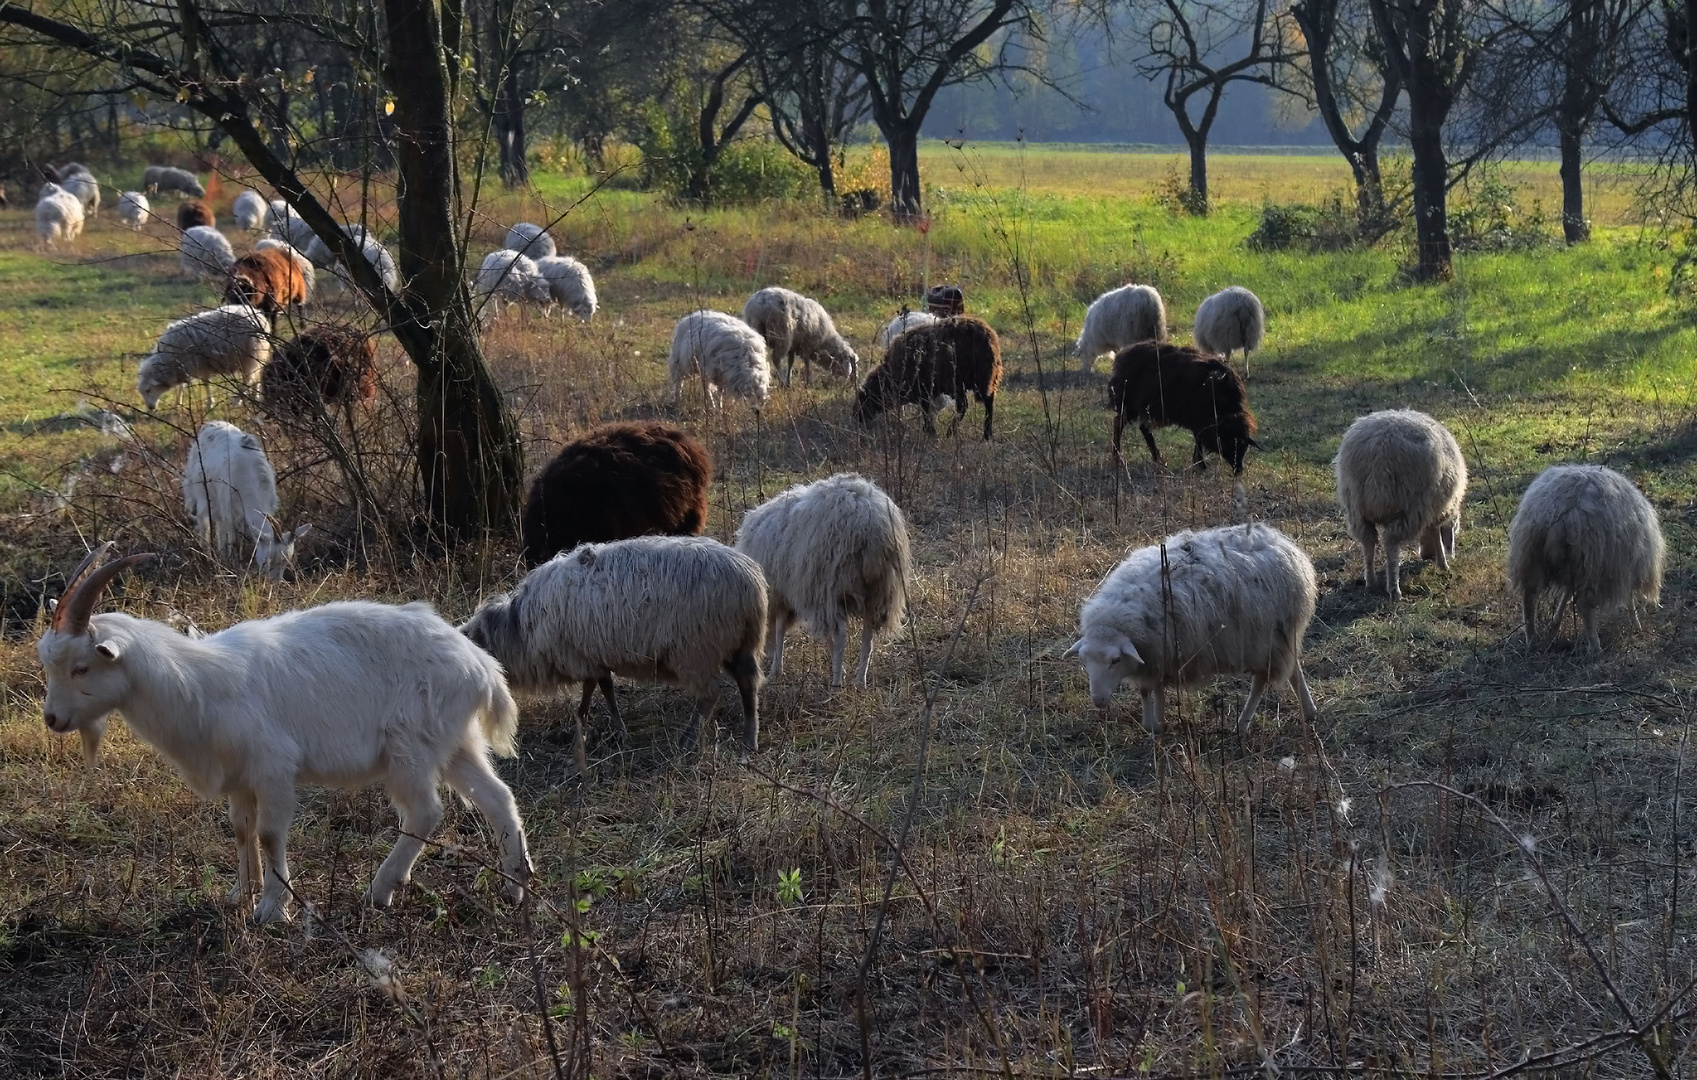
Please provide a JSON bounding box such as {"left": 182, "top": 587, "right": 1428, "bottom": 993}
{"left": 853, "top": 316, "right": 1003, "bottom": 440}
{"left": 1108, "top": 342, "right": 1259, "bottom": 475}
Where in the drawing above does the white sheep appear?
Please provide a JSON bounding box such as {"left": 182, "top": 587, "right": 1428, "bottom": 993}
{"left": 534, "top": 255, "right": 598, "bottom": 320}
{"left": 667, "top": 310, "right": 771, "bottom": 411}
{"left": 137, "top": 304, "right": 273, "bottom": 409}
{"left": 460, "top": 535, "right": 768, "bottom": 752}
{"left": 742, "top": 286, "right": 859, "bottom": 386}
{"left": 144, "top": 165, "right": 205, "bottom": 198}
{"left": 35, "top": 184, "right": 84, "bottom": 249}
{"left": 1507, "top": 464, "right": 1665, "bottom": 652}
{"left": 266, "top": 198, "right": 316, "bottom": 249}
{"left": 735, "top": 473, "right": 911, "bottom": 689}
{"left": 1076, "top": 284, "right": 1167, "bottom": 373}
{"left": 179, "top": 224, "right": 236, "bottom": 282}
{"left": 474, "top": 249, "right": 552, "bottom": 318}
{"left": 232, "top": 189, "right": 268, "bottom": 231}
{"left": 183, "top": 421, "right": 311, "bottom": 578}
{"left": 504, "top": 222, "right": 557, "bottom": 260}
{"left": 873, "top": 308, "right": 940, "bottom": 350}
{"left": 37, "top": 544, "right": 532, "bottom": 923}
{"left": 1064, "top": 522, "right": 1318, "bottom": 736}
{"left": 1192, "top": 286, "right": 1266, "bottom": 374}
{"left": 305, "top": 224, "right": 400, "bottom": 291}
{"left": 1334, "top": 409, "right": 1468, "bottom": 600}
{"left": 254, "top": 237, "right": 317, "bottom": 301}
{"left": 116, "top": 191, "right": 151, "bottom": 229}
{"left": 61, "top": 169, "right": 99, "bottom": 216}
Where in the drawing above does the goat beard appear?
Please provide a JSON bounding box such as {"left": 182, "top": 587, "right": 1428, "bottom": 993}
{"left": 78, "top": 715, "right": 109, "bottom": 766}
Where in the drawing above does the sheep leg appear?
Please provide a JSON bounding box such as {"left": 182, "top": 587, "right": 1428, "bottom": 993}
{"left": 598, "top": 677, "right": 628, "bottom": 746}
{"left": 1523, "top": 588, "right": 1543, "bottom": 649}
{"left": 1191, "top": 436, "right": 1207, "bottom": 472}
{"left": 366, "top": 771, "right": 444, "bottom": 909}
{"left": 251, "top": 783, "right": 298, "bottom": 924}
{"left": 1113, "top": 412, "right": 1125, "bottom": 462}
{"left": 829, "top": 623, "right": 849, "bottom": 689}
{"left": 1140, "top": 688, "right": 1164, "bottom": 735}
{"left": 573, "top": 682, "right": 593, "bottom": 775}
{"left": 1360, "top": 535, "right": 1377, "bottom": 592}
{"left": 1441, "top": 521, "right": 1458, "bottom": 559}
{"left": 1140, "top": 423, "right": 1163, "bottom": 467}
{"left": 765, "top": 610, "right": 788, "bottom": 680}
{"left": 1236, "top": 674, "right": 1270, "bottom": 736}
{"left": 1291, "top": 661, "right": 1318, "bottom": 721}
{"left": 226, "top": 789, "right": 261, "bottom": 906}
{"left": 920, "top": 399, "right": 938, "bottom": 436}
{"left": 1548, "top": 588, "right": 1572, "bottom": 644}
{"left": 680, "top": 691, "right": 718, "bottom": 752}
{"left": 1385, "top": 543, "right": 1402, "bottom": 601}
{"left": 855, "top": 623, "right": 876, "bottom": 689}
{"left": 1580, "top": 604, "right": 1602, "bottom": 654}
{"left": 981, "top": 394, "right": 994, "bottom": 440}
{"left": 732, "top": 651, "right": 761, "bottom": 753}
{"left": 443, "top": 748, "right": 532, "bottom": 903}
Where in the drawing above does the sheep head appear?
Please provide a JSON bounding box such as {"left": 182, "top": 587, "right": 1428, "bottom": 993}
{"left": 1062, "top": 626, "right": 1145, "bottom": 709}
{"left": 38, "top": 544, "right": 153, "bottom": 763}
{"left": 136, "top": 354, "right": 181, "bottom": 410}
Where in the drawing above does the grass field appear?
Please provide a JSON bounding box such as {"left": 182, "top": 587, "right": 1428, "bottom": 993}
{"left": 3, "top": 142, "right": 1697, "bottom": 1078}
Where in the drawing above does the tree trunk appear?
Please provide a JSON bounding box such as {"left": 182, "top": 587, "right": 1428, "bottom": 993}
{"left": 493, "top": 64, "right": 530, "bottom": 186}
{"left": 1557, "top": 122, "right": 1589, "bottom": 243}
{"left": 384, "top": 0, "right": 524, "bottom": 539}
{"left": 888, "top": 127, "right": 921, "bottom": 217}
{"left": 817, "top": 159, "right": 837, "bottom": 199}
{"left": 1185, "top": 130, "right": 1208, "bottom": 210}
{"left": 1406, "top": 101, "right": 1453, "bottom": 281}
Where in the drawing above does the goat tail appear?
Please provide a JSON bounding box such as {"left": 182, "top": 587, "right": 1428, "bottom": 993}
{"left": 481, "top": 678, "right": 522, "bottom": 758}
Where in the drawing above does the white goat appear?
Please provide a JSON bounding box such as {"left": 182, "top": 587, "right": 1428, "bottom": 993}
{"left": 1076, "top": 284, "right": 1167, "bottom": 373}
{"left": 35, "top": 184, "right": 84, "bottom": 249}
{"left": 460, "top": 536, "right": 767, "bottom": 752}
{"left": 667, "top": 310, "right": 771, "bottom": 411}
{"left": 1192, "top": 286, "right": 1266, "bottom": 375}
{"left": 37, "top": 545, "right": 531, "bottom": 924}
{"left": 232, "top": 189, "right": 268, "bottom": 231}
{"left": 742, "top": 286, "right": 859, "bottom": 386}
{"left": 504, "top": 222, "right": 557, "bottom": 260}
{"left": 136, "top": 304, "right": 273, "bottom": 409}
{"left": 116, "top": 191, "right": 151, "bottom": 229}
{"left": 1507, "top": 464, "right": 1665, "bottom": 652}
{"left": 873, "top": 308, "right": 940, "bottom": 350}
{"left": 179, "top": 225, "right": 236, "bottom": 282}
{"left": 1065, "top": 522, "right": 1318, "bottom": 736}
{"left": 734, "top": 473, "right": 911, "bottom": 688}
{"left": 534, "top": 255, "right": 598, "bottom": 320}
{"left": 183, "top": 421, "right": 311, "bottom": 578}
{"left": 1334, "top": 409, "right": 1468, "bottom": 600}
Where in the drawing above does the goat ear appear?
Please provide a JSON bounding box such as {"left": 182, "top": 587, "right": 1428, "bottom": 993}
{"left": 94, "top": 639, "right": 121, "bottom": 661}
{"left": 290, "top": 523, "right": 312, "bottom": 541}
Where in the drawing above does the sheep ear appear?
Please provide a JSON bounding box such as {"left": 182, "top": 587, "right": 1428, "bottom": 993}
{"left": 1244, "top": 437, "right": 1263, "bottom": 450}
{"left": 1062, "top": 639, "right": 1084, "bottom": 660}
{"left": 1101, "top": 630, "right": 1142, "bottom": 664}
{"left": 94, "top": 639, "right": 121, "bottom": 661}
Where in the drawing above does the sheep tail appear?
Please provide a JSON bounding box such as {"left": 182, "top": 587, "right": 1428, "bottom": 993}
{"left": 481, "top": 678, "right": 521, "bottom": 758}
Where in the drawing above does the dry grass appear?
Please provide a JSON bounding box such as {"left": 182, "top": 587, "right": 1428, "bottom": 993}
{"left": 3, "top": 149, "right": 1697, "bottom": 1078}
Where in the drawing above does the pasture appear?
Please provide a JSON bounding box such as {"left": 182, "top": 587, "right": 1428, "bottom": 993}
{"left": 3, "top": 142, "right": 1696, "bottom": 1078}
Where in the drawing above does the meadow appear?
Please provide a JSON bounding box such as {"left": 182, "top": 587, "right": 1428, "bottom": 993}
{"left": 2, "top": 141, "right": 1696, "bottom": 1078}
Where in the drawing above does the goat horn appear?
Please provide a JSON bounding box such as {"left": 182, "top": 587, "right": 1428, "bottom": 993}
{"left": 56, "top": 553, "right": 153, "bottom": 637}
{"left": 51, "top": 542, "right": 114, "bottom": 631}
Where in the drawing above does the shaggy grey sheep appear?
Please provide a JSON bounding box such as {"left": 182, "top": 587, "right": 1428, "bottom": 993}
{"left": 534, "top": 255, "right": 598, "bottom": 320}
{"left": 180, "top": 225, "right": 236, "bottom": 282}
{"left": 1334, "top": 409, "right": 1468, "bottom": 600}
{"left": 144, "top": 165, "right": 205, "bottom": 198}
{"left": 306, "top": 226, "right": 399, "bottom": 291}
{"left": 735, "top": 473, "right": 912, "bottom": 688}
{"left": 504, "top": 222, "right": 557, "bottom": 260}
{"left": 459, "top": 535, "right": 768, "bottom": 752}
{"left": 1193, "top": 286, "right": 1266, "bottom": 374}
{"left": 137, "top": 304, "right": 273, "bottom": 409}
{"left": 1065, "top": 522, "right": 1318, "bottom": 736}
{"left": 232, "top": 190, "right": 268, "bottom": 231}
{"left": 1507, "top": 464, "right": 1665, "bottom": 652}
{"left": 474, "top": 249, "right": 552, "bottom": 317}
{"left": 61, "top": 170, "right": 99, "bottom": 216}
{"left": 116, "top": 191, "right": 151, "bottom": 229}
{"left": 266, "top": 199, "right": 316, "bottom": 250}
{"left": 742, "top": 286, "right": 859, "bottom": 386}
{"left": 667, "top": 310, "right": 772, "bottom": 411}
{"left": 873, "top": 308, "right": 940, "bottom": 350}
{"left": 1076, "top": 284, "right": 1166, "bottom": 373}
{"left": 35, "top": 184, "right": 84, "bottom": 249}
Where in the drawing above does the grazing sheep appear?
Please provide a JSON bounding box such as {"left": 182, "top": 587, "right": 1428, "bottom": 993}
{"left": 504, "top": 222, "right": 557, "bottom": 259}
{"left": 474, "top": 249, "right": 551, "bottom": 316}
{"left": 144, "top": 165, "right": 205, "bottom": 197}
{"left": 735, "top": 473, "right": 911, "bottom": 689}
{"left": 266, "top": 199, "right": 315, "bottom": 249}
{"left": 534, "top": 255, "right": 598, "bottom": 320}
{"left": 232, "top": 189, "right": 268, "bottom": 231}
{"left": 1108, "top": 341, "right": 1259, "bottom": 476}
{"left": 224, "top": 247, "right": 309, "bottom": 314}
{"left": 58, "top": 162, "right": 90, "bottom": 178}
{"left": 459, "top": 536, "right": 767, "bottom": 753}
{"left": 116, "top": 191, "right": 151, "bottom": 229}
{"left": 254, "top": 238, "right": 317, "bottom": 301}
{"left": 1507, "top": 464, "right": 1665, "bottom": 652}
{"left": 521, "top": 421, "right": 710, "bottom": 566}
{"left": 183, "top": 420, "right": 311, "bottom": 578}
{"left": 308, "top": 226, "right": 400, "bottom": 292}
{"left": 136, "top": 304, "right": 273, "bottom": 409}
{"left": 61, "top": 169, "right": 99, "bottom": 216}
{"left": 873, "top": 308, "right": 940, "bottom": 349}
{"left": 177, "top": 200, "right": 214, "bottom": 231}
{"left": 1076, "top": 284, "right": 1167, "bottom": 373}
{"left": 179, "top": 225, "right": 236, "bottom": 282}
{"left": 1334, "top": 410, "right": 1468, "bottom": 600}
{"left": 262, "top": 325, "right": 379, "bottom": 419}
{"left": 667, "top": 310, "right": 772, "bottom": 411}
{"left": 926, "top": 284, "right": 965, "bottom": 316}
{"left": 1065, "top": 522, "right": 1318, "bottom": 736}
{"left": 34, "top": 184, "right": 84, "bottom": 249}
{"left": 37, "top": 545, "right": 531, "bottom": 923}
{"left": 1192, "top": 286, "right": 1266, "bottom": 374}
{"left": 742, "top": 286, "right": 859, "bottom": 386}
{"left": 853, "top": 315, "right": 1002, "bottom": 439}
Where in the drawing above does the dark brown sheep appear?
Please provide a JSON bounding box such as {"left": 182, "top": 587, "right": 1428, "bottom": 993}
{"left": 261, "top": 325, "right": 379, "bottom": 419}
{"left": 177, "top": 200, "right": 214, "bottom": 231}
{"left": 1108, "top": 342, "right": 1260, "bottom": 475}
{"left": 853, "top": 315, "right": 1002, "bottom": 439}
{"left": 521, "top": 422, "right": 712, "bottom": 566}
{"left": 224, "top": 248, "right": 307, "bottom": 314}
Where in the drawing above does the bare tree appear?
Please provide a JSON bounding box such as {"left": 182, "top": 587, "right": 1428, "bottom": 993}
{"left": 1136, "top": 0, "right": 1300, "bottom": 212}
{"left": 1287, "top": 0, "right": 1401, "bottom": 225}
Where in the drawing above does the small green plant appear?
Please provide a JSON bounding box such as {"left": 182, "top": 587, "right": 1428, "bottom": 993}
{"left": 1449, "top": 170, "right": 1556, "bottom": 252}
{"left": 775, "top": 867, "right": 803, "bottom": 906}
{"left": 1154, "top": 165, "right": 1208, "bottom": 216}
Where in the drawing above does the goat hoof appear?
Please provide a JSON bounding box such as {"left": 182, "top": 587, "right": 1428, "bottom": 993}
{"left": 363, "top": 881, "right": 400, "bottom": 908}
{"left": 224, "top": 884, "right": 250, "bottom": 907}
{"left": 251, "top": 899, "right": 292, "bottom": 924}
